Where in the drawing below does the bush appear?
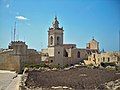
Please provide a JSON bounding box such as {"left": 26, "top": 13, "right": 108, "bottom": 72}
{"left": 49, "top": 64, "right": 61, "bottom": 69}
{"left": 39, "top": 63, "right": 48, "bottom": 67}
{"left": 24, "top": 62, "right": 49, "bottom": 68}
{"left": 106, "top": 66, "right": 116, "bottom": 71}
{"left": 24, "top": 64, "right": 29, "bottom": 67}
{"left": 101, "top": 62, "right": 116, "bottom": 68}
{"left": 63, "top": 64, "right": 69, "bottom": 68}
{"left": 88, "top": 63, "right": 93, "bottom": 66}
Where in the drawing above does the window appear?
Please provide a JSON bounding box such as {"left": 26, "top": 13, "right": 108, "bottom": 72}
{"left": 77, "top": 51, "right": 80, "bottom": 58}
{"left": 57, "top": 36, "right": 60, "bottom": 45}
{"left": 50, "top": 36, "right": 53, "bottom": 45}
{"left": 89, "top": 58, "right": 91, "bottom": 61}
{"left": 64, "top": 49, "right": 68, "bottom": 57}
{"left": 103, "top": 57, "right": 105, "bottom": 62}
{"left": 108, "top": 57, "right": 110, "bottom": 62}
{"left": 51, "top": 60, "right": 53, "bottom": 63}
{"left": 93, "top": 54, "right": 95, "bottom": 58}
{"left": 98, "top": 58, "right": 99, "bottom": 62}
{"left": 58, "top": 51, "right": 60, "bottom": 54}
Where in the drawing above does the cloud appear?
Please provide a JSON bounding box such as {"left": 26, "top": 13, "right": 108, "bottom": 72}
{"left": 6, "top": 4, "right": 10, "bottom": 8}
{"left": 15, "top": 16, "right": 28, "bottom": 20}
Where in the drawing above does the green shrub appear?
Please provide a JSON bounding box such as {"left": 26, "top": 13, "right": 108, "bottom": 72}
{"left": 101, "top": 62, "right": 116, "bottom": 68}
{"left": 49, "top": 64, "right": 61, "bottom": 69}
{"left": 88, "top": 63, "right": 93, "bottom": 66}
{"left": 63, "top": 64, "right": 69, "bottom": 68}
{"left": 24, "top": 62, "right": 49, "bottom": 68}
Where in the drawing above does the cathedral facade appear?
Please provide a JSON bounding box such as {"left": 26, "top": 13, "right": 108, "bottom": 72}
{"left": 41, "top": 16, "right": 99, "bottom": 67}
{"left": 0, "top": 16, "right": 100, "bottom": 72}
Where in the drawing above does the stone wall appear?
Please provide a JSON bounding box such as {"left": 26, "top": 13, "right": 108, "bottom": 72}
{"left": 0, "top": 53, "right": 20, "bottom": 72}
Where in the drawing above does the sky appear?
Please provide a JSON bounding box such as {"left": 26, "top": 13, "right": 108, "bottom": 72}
{"left": 0, "top": 0, "right": 120, "bottom": 51}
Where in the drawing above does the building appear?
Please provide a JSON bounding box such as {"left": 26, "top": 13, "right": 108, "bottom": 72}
{"left": 41, "top": 16, "right": 99, "bottom": 67}
{"left": 0, "top": 16, "right": 101, "bottom": 72}
{"left": 86, "top": 37, "right": 99, "bottom": 50}
{"left": 84, "top": 51, "right": 120, "bottom": 66}
{"left": 0, "top": 41, "right": 41, "bottom": 73}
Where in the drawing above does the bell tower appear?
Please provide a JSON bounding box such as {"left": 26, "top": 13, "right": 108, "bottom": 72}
{"left": 48, "top": 16, "right": 64, "bottom": 47}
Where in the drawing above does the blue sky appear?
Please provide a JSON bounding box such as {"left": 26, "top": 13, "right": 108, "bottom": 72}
{"left": 0, "top": 0, "right": 120, "bottom": 51}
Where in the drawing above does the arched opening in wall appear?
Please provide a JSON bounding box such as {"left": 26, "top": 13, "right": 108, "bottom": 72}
{"left": 108, "top": 57, "right": 110, "bottom": 62}
{"left": 93, "top": 54, "right": 95, "bottom": 58}
{"left": 64, "top": 49, "right": 68, "bottom": 57}
{"left": 103, "top": 57, "right": 105, "bottom": 62}
{"left": 57, "top": 36, "right": 60, "bottom": 45}
{"left": 50, "top": 36, "right": 53, "bottom": 45}
{"left": 77, "top": 51, "right": 80, "bottom": 58}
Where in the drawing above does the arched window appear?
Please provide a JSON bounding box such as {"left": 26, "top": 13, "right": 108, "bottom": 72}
{"left": 64, "top": 49, "right": 68, "bottom": 57}
{"left": 108, "top": 57, "right": 110, "bottom": 62}
{"left": 93, "top": 54, "right": 95, "bottom": 58}
{"left": 57, "top": 36, "right": 60, "bottom": 45}
{"left": 50, "top": 36, "right": 53, "bottom": 45}
{"left": 77, "top": 51, "right": 80, "bottom": 58}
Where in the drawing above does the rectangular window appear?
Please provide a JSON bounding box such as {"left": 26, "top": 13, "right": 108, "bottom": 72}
{"left": 89, "top": 58, "right": 91, "bottom": 61}
{"left": 98, "top": 58, "right": 99, "bottom": 62}
{"left": 103, "top": 57, "right": 105, "bottom": 62}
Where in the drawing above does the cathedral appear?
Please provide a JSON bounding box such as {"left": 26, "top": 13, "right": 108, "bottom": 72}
{"left": 41, "top": 16, "right": 99, "bottom": 67}
{"left": 0, "top": 16, "right": 118, "bottom": 73}
{"left": 0, "top": 16, "right": 100, "bottom": 73}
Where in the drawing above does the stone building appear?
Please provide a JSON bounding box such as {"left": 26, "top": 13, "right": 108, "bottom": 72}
{"left": 84, "top": 52, "right": 120, "bottom": 66}
{"left": 41, "top": 16, "right": 99, "bottom": 67}
{"left": 0, "top": 41, "right": 41, "bottom": 73}
{"left": 0, "top": 16, "right": 101, "bottom": 72}
{"left": 86, "top": 37, "right": 99, "bottom": 50}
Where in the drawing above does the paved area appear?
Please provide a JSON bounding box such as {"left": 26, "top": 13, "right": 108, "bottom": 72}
{"left": 6, "top": 74, "right": 22, "bottom": 90}
{"left": 0, "top": 70, "right": 21, "bottom": 90}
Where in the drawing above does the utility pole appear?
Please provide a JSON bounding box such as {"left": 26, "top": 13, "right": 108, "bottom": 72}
{"left": 119, "top": 30, "right": 120, "bottom": 52}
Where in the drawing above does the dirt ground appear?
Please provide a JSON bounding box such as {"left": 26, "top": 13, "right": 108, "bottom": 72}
{"left": 25, "top": 67, "right": 120, "bottom": 89}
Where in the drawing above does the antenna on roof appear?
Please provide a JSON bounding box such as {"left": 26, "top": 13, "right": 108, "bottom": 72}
{"left": 13, "top": 21, "right": 16, "bottom": 41}
{"left": 11, "top": 27, "right": 13, "bottom": 42}
{"left": 16, "top": 28, "right": 19, "bottom": 41}
{"left": 118, "top": 30, "right": 120, "bottom": 52}
{"left": 24, "top": 36, "right": 25, "bottom": 42}
{"left": 40, "top": 42, "right": 43, "bottom": 49}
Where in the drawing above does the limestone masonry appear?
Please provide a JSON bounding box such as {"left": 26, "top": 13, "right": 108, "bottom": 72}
{"left": 0, "top": 16, "right": 119, "bottom": 73}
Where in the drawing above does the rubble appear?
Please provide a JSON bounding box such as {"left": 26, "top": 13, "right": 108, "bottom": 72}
{"left": 25, "top": 67, "right": 120, "bottom": 89}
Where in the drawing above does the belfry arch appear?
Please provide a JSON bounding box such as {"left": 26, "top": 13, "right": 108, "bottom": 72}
{"left": 50, "top": 36, "right": 53, "bottom": 45}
